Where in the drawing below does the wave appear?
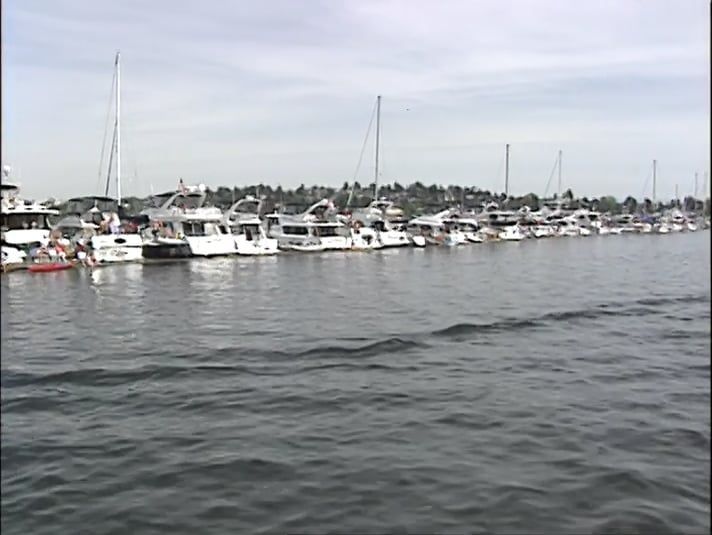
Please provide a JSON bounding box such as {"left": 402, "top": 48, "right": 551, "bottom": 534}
{"left": 295, "top": 337, "right": 425, "bottom": 359}
{"left": 431, "top": 292, "right": 710, "bottom": 340}
{"left": 0, "top": 363, "right": 272, "bottom": 388}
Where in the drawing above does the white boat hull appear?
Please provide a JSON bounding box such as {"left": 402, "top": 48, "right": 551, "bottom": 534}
{"left": 351, "top": 228, "right": 382, "bottom": 250}
{"left": 90, "top": 234, "right": 144, "bottom": 263}
{"left": 289, "top": 243, "right": 326, "bottom": 253}
{"left": 2, "top": 245, "right": 27, "bottom": 267}
{"left": 499, "top": 227, "right": 525, "bottom": 241}
{"left": 234, "top": 236, "right": 279, "bottom": 256}
{"left": 465, "top": 232, "right": 483, "bottom": 243}
{"left": 319, "top": 236, "right": 352, "bottom": 251}
{"left": 185, "top": 235, "right": 237, "bottom": 256}
{"left": 410, "top": 235, "right": 426, "bottom": 247}
{"left": 378, "top": 229, "right": 411, "bottom": 248}
{"left": 3, "top": 229, "right": 51, "bottom": 248}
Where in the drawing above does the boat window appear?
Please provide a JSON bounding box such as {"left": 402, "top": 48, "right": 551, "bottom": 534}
{"left": 172, "top": 194, "right": 203, "bottom": 210}
{"left": 240, "top": 224, "right": 260, "bottom": 240}
{"left": 316, "top": 226, "right": 340, "bottom": 237}
{"left": 234, "top": 201, "right": 260, "bottom": 214}
{"left": 282, "top": 225, "right": 309, "bottom": 235}
{"left": 183, "top": 222, "right": 205, "bottom": 236}
{"left": 1, "top": 213, "right": 52, "bottom": 230}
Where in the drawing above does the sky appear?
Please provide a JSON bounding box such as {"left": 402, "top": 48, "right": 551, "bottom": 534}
{"left": 1, "top": 0, "right": 710, "bottom": 201}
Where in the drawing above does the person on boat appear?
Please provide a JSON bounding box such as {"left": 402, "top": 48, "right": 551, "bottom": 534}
{"left": 109, "top": 213, "right": 121, "bottom": 234}
{"left": 54, "top": 241, "right": 68, "bottom": 262}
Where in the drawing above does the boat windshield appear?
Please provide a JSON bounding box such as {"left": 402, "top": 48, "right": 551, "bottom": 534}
{"left": 234, "top": 200, "right": 260, "bottom": 214}
{"left": 66, "top": 197, "right": 117, "bottom": 214}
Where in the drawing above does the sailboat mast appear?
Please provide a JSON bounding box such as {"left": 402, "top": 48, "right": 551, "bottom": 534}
{"left": 694, "top": 171, "right": 698, "bottom": 199}
{"left": 504, "top": 143, "right": 510, "bottom": 198}
{"left": 652, "top": 159, "right": 657, "bottom": 205}
{"left": 374, "top": 95, "right": 381, "bottom": 201}
{"left": 557, "top": 149, "right": 562, "bottom": 198}
{"left": 116, "top": 51, "right": 122, "bottom": 205}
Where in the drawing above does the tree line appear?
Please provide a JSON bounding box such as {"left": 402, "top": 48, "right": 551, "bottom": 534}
{"left": 51, "top": 181, "right": 711, "bottom": 218}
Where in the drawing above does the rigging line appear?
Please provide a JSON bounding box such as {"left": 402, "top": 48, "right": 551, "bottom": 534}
{"left": 96, "top": 67, "right": 117, "bottom": 195}
{"left": 347, "top": 99, "right": 378, "bottom": 207}
{"left": 105, "top": 125, "right": 117, "bottom": 197}
{"left": 543, "top": 154, "right": 560, "bottom": 198}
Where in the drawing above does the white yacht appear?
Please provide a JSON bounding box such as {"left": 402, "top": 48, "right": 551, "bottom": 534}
{"left": 59, "top": 196, "right": 143, "bottom": 264}
{"left": 224, "top": 196, "right": 278, "bottom": 256}
{"left": 498, "top": 224, "right": 526, "bottom": 241}
{"left": 408, "top": 209, "right": 468, "bottom": 246}
{"left": 268, "top": 199, "right": 351, "bottom": 252}
{"left": 144, "top": 186, "right": 236, "bottom": 257}
{"left": 1, "top": 177, "right": 58, "bottom": 256}
{"left": 80, "top": 53, "right": 144, "bottom": 264}
{"left": 348, "top": 199, "right": 411, "bottom": 248}
{"left": 1, "top": 245, "right": 26, "bottom": 271}
{"left": 456, "top": 217, "right": 482, "bottom": 243}
{"left": 407, "top": 214, "right": 446, "bottom": 246}
{"left": 181, "top": 212, "right": 237, "bottom": 257}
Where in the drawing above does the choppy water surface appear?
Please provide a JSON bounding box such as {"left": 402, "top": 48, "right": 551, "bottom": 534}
{"left": 2, "top": 232, "right": 710, "bottom": 534}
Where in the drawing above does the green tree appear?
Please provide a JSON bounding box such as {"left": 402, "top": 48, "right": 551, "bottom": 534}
{"left": 596, "top": 196, "right": 618, "bottom": 214}
{"left": 622, "top": 196, "right": 638, "bottom": 213}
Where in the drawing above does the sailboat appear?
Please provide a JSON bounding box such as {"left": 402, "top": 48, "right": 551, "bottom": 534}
{"left": 89, "top": 52, "right": 144, "bottom": 263}
{"left": 347, "top": 96, "right": 417, "bottom": 248}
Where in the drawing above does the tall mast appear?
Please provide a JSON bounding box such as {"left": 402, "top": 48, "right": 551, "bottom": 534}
{"left": 374, "top": 95, "right": 381, "bottom": 201}
{"left": 557, "top": 149, "right": 562, "bottom": 198}
{"left": 116, "top": 51, "right": 122, "bottom": 205}
{"left": 504, "top": 143, "right": 510, "bottom": 198}
{"left": 652, "top": 159, "right": 657, "bottom": 205}
{"left": 694, "top": 171, "right": 698, "bottom": 199}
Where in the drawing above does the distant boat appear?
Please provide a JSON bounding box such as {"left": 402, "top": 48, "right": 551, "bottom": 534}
{"left": 224, "top": 196, "right": 279, "bottom": 256}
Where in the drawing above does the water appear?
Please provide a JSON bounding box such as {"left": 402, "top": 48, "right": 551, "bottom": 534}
{"left": 2, "top": 232, "right": 710, "bottom": 534}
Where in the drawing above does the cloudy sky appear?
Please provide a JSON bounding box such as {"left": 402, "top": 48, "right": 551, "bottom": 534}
{"left": 2, "top": 0, "right": 710, "bottom": 200}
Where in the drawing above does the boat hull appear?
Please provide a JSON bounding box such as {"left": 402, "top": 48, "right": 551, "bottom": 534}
{"left": 28, "top": 262, "right": 75, "bottom": 273}
{"left": 142, "top": 240, "right": 193, "bottom": 259}
{"left": 234, "top": 236, "right": 280, "bottom": 256}
{"left": 91, "top": 234, "right": 144, "bottom": 263}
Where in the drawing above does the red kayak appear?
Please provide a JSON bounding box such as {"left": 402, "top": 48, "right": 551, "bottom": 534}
{"left": 28, "top": 262, "right": 75, "bottom": 273}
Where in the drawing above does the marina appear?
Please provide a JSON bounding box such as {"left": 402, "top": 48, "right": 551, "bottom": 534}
{"left": 2, "top": 60, "right": 709, "bottom": 272}
{"left": 2, "top": 171, "right": 710, "bottom": 273}
{"left": 2, "top": 0, "right": 710, "bottom": 533}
